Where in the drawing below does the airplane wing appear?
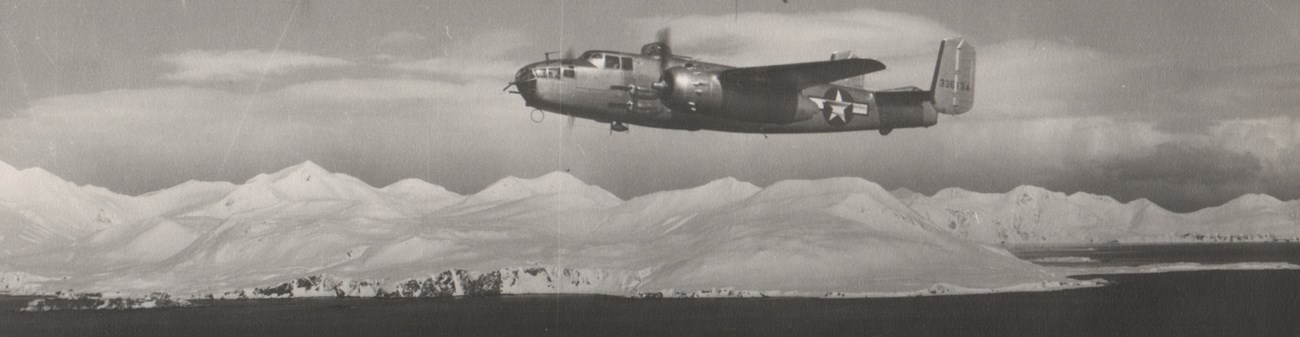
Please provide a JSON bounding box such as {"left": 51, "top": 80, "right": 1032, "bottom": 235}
{"left": 718, "top": 58, "right": 885, "bottom": 90}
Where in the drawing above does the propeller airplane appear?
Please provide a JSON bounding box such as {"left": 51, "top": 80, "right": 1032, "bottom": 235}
{"left": 505, "top": 29, "right": 974, "bottom": 135}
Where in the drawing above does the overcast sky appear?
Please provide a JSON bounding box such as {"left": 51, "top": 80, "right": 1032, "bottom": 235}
{"left": 1, "top": 0, "right": 1297, "bottom": 212}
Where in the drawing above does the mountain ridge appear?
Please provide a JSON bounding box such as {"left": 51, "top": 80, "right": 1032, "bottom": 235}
{"left": 1, "top": 160, "right": 1297, "bottom": 297}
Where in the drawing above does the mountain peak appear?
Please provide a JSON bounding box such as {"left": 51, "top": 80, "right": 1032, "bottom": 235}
{"left": 466, "top": 171, "right": 621, "bottom": 206}
{"left": 1221, "top": 194, "right": 1284, "bottom": 210}
{"left": 531, "top": 171, "right": 586, "bottom": 186}
{"left": 931, "top": 187, "right": 974, "bottom": 198}
{"left": 890, "top": 187, "right": 921, "bottom": 202}
{"left": 240, "top": 160, "right": 356, "bottom": 189}
{"left": 699, "top": 177, "right": 760, "bottom": 194}
{"left": 383, "top": 178, "right": 458, "bottom": 198}
{"left": 1007, "top": 185, "right": 1053, "bottom": 196}
{"left": 752, "top": 177, "right": 885, "bottom": 202}
{"left": 185, "top": 161, "right": 390, "bottom": 218}
{"left": 265, "top": 160, "right": 332, "bottom": 181}
{"left": 619, "top": 177, "right": 760, "bottom": 213}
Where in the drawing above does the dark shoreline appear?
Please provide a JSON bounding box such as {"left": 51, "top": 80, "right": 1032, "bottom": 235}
{"left": 7, "top": 244, "right": 1300, "bottom": 336}
{"left": 4, "top": 270, "right": 1300, "bottom": 336}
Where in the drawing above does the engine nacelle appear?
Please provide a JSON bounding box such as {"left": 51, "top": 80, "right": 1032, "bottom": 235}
{"left": 654, "top": 65, "right": 800, "bottom": 123}
{"left": 658, "top": 66, "right": 723, "bottom": 114}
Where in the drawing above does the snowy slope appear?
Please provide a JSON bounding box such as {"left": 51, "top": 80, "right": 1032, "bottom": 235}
{"left": 0, "top": 162, "right": 144, "bottom": 257}
{"left": 1145, "top": 194, "right": 1300, "bottom": 241}
{"left": 633, "top": 178, "right": 1052, "bottom": 293}
{"left": 457, "top": 172, "right": 622, "bottom": 208}
{"left": 381, "top": 178, "right": 463, "bottom": 216}
{"left": 136, "top": 180, "right": 236, "bottom": 218}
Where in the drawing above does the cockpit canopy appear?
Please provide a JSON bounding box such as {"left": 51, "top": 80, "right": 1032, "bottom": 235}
{"left": 640, "top": 42, "right": 669, "bottom": 56}
{"left": 578, "top": 51, "right": 636, "bottom": 71}
{"left": 514, "top": 67, "right": 535, "bottom": 82}
{"left": 578, "top": 51, "right": 604, "bottom": 65}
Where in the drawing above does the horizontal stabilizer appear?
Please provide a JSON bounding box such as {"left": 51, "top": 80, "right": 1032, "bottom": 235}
{"left": 830, "top": 51, "right": 867, "bottom": 89}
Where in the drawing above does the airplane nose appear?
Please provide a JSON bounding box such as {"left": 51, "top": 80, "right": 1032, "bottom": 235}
{"left": 513, "top": 66, "right": 539, "bottom": 104}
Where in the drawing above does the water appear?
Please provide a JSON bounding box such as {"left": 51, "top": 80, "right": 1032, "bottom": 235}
{"left": 4, "top": 244, "right": 1299, "bottom": 336}
{"left": 1010, "top": 242, "right": 1300, "bottom": 267}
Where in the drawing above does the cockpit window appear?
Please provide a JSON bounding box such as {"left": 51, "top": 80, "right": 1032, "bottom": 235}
{"left": 605, "top": 56, "right": 620, "bottom": 69}
{"left": 516, "top": 68, "right": 535, "bottom": 81}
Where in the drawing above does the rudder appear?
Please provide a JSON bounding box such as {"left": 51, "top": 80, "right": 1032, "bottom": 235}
{"left": 930, "top": 38, "right": 975, "bottom": 115}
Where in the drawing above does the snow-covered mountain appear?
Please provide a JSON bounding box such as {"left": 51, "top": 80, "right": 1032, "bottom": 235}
{"left": 183, "top": 161, "right": 426, "bottom": 219}
{"left": 904, "top": 186, "right": 1300, "bottom": 244}
{"left": 456, "top": 171, "right": 622, "bottom": 208}
{"left": 1, "top": 160, "right": 1296, "bottom": 298}
{"left": 381, "top": 178, "right": 463, "bottom": 216}
{"left": 0, "top": 161, "right": 1066, "bottom": 297}
{"left": 0, "top": 162, "right": 147, "bottom": 257}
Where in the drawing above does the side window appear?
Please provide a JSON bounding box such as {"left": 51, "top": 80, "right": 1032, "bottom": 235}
{"left": 605, "top": 56, "right": 620, "bottom": 69}
{"left": 621, "top": 57, "right": 634, "bottom": 71}
{"left": 563, "top": 68, "right": 575, "bottom": 78}
{"left": 546, "top": 67, "right": 559, "bottom": 78}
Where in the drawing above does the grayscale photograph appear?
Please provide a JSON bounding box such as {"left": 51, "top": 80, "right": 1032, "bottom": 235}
{"left": 1, "top": 0, "right": 1298, "bottom": 336}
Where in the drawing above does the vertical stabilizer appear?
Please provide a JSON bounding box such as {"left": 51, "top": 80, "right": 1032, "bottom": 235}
{"left": 930, "top": 38, "right": 975, "bottom": 115}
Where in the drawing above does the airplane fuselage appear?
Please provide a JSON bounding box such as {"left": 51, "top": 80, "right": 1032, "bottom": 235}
{"left": 513, "top": 39, "right": 974, "bottom": 134}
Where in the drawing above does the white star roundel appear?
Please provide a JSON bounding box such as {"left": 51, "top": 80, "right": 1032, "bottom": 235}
{"left": 808, "top": 88, "right": 868, "bottom": 127}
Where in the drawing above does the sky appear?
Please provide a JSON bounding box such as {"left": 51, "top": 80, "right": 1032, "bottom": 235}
{"left": 0, "top": 0, "right": 1297, "bottom": 212}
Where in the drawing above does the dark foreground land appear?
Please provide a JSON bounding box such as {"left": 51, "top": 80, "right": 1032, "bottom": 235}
{"left": 6, "top": 244, "right": 1300, "bottom": 336}
{"left": 3, "top": 270, "right": 1299, "bottom": 337}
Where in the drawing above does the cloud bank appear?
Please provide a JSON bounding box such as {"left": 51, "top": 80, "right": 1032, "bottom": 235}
{"left": 159, "top": 50, "right": 354, "bottom": 83}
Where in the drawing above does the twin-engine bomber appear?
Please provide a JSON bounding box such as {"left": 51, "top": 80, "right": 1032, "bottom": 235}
{"left": 506, "top": 31, "right": 974, "bottom": 135}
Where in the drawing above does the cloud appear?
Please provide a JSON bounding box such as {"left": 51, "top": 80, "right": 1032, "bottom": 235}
{"left": 388, "top": 58, "right": 518, "bottom": 81}
{"left": 368, "top": 30, "right": 437, "bottom": 58}
{"left": 1161, "top": 62, "right": 1300, "bottom": 129}
{"left": 975, "top": 40, "right": 1141, "bottom": 119}
{"left": 273, "top": 78, "right": 500, "bottom": 103}
{"left": 1029, "top": 116, "right": 1300, "bottom": 211}
{"left": 1101, "top": 142, "right": 1262, "bottom": 185}
{"left": 386, "top": 30, "right": 528, "bottom": 81}
{"left": 1208, "top": 116, "right": 1300, "bottom": 200}
{"left": 0, "top": 69, "right": 558, "bottom": 197}
{"left": 159, "top": 50, "right": 354, "bottom": 83}
{"left": 375, "top": 30, "right": 428, "bottom": 48}
{"left": 3, "top": 29, "right": 546, "bottom": 195}
{"left": 1082, "top": 141, "right": 1267, "bottom": 211}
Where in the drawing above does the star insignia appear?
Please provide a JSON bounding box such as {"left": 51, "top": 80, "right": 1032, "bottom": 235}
{"left": 808, "top": 89, "right": 867, "bottom": 126}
